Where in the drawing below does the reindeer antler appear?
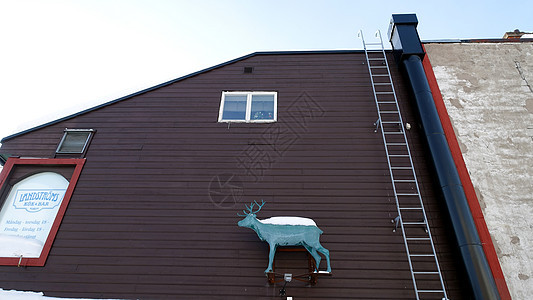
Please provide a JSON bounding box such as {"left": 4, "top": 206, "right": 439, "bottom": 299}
{"left": 251, "top": 200, "right": 265, "bottom": 214}
{"left": 236, "top": 200, "right": 266, "bottom": 216}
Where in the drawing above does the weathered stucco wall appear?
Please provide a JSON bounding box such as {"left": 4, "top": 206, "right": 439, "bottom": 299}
{"left": 425, "top": 42, "right": 533, "bottom": 299}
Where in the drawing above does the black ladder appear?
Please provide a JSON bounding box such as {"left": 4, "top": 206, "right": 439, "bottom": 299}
{"left": 358, "top": 30, "right": 449, "bottom": 300}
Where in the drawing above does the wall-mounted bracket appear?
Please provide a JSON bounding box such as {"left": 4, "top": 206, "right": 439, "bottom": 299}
{"left": 392, "top": 215, "right": 401, "bottom": 232}
{"left": 374, "top": 117, "right": 381, "bottom": 132}
{"left": 265, "top": 246, "right": 331, "bottom": 286}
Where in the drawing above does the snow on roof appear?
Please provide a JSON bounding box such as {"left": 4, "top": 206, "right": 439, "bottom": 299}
{"left": 259, "top": 216, "right": 317, "bottom": 226}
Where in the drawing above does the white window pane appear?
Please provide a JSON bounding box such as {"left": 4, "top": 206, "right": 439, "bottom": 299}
{"left": 251, "top": 94, "right": 275, "bottom": 120}
{"left": 57, "top": 131, "right": 91, "bottom": 153}
{"left": 0, "top": 172, "right": 69, "bottom": 257}
{"left": 222, "top": 95, "right": 247, "bottom": 120}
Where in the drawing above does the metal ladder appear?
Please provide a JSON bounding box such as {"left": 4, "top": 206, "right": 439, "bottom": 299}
{"left": 358, "top": 30, "right": 449, "bottom": 300}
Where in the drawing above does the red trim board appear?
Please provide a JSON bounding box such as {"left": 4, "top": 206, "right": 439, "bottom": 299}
{"left": 0, "top": 158, "right": 85, "bottom": 267}
{"left": 421, "top": 46, "right": 511, "bottom": 300}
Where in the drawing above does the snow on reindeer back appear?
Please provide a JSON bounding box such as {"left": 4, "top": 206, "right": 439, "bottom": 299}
{"left": 258, "top": 216, "right": 317, "bottom": 226}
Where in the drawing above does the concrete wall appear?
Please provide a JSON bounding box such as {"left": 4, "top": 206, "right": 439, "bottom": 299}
{"left": 425, "top": 42, "right": 533, "bottom": 300}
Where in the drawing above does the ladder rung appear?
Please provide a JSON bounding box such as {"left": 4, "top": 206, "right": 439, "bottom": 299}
{"left": 377, "top": 101, "right": 396, "bottom": 104}
{"left": 374, "top": 83, "right": 392, "bottom": 85}
{"left": 375, "top": 92, "right": 394, "bottom": 94}
{"left": 406, "top": 237, "right": 431, "bottom": 241}
{"left": 365, "top": 42, "right": 382, "bottom": 46}
{"left": 372, "top": 74, "right": 389, "bottom": 77}
{"left": 380, "top": 111, "right": 399, "bottom": 114}
{"left": 417, "top": 290, "right": 445, "bottom": 293}
{"left": 410, "top": 254, "right": 434, "bottom": 257}
{"left": 370, "top": 66, "right": 388, "bottom": 69}
{"left": 393, "top": 179, "right": 415, "bottom": 181}
{"left": 386, "top": 143, "right": 406, "bottom": 146}
{"left": 396, "top": 193, "right": 419, "bottom": 195}
{"left": 400, "top": 207, "right": 423, "bottom": 210}
{"left": 368, "top": 58, "right": 385, "bottom": 60}
{"left": 389, "top": 155, "right": 410, "bottom": 157}
{"left": 383, "top": 132, "right": 403, "bottom": 134}
{"left": 403, "top": 222, "right": 426, "bottom": 225}
{"left": 381, "top": 121, "right": 401, "bottom": 123}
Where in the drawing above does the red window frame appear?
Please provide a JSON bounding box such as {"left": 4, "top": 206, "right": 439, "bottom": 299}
{"left": 0, "top": 158, "right": 85, "bottom": 266}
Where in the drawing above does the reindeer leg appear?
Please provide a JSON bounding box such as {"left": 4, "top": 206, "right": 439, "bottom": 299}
{"left": 266, "top": 243, "right": 277, "bottom": 273}
{"left": 310, "top": 248, "right": 322, "bottom": 272}
{"left": 303, "top": 243, "right": 321, "bottom": 272}
{"left": 316, "top": 244, "right": 331, "bottom": 273}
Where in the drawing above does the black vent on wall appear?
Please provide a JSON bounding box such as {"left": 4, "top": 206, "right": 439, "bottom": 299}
{"left": 243, "top": 67, "right": 254, "bottom": 74}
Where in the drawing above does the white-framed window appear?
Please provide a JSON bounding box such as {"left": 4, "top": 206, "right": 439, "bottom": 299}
{"left": 218, "top": 91, "right": 277, "bottom": 123}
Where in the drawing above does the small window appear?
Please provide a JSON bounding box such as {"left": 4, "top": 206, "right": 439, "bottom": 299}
{"left": 218, "top": 91, "right": 277, "bottom": 123}
{"left": 56, "top": 129, "right": 94, "bottom": 154}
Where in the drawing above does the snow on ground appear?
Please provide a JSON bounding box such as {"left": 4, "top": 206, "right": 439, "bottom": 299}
{"left": 259, "top": 216, "right": 317, "bottom": 226}
{"left": 0, "top": 288, "right": 123, "bottom": 300}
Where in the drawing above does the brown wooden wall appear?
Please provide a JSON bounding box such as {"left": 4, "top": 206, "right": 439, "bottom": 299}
{"left": 0, "top": 52, "right": 469, "bottom": 299}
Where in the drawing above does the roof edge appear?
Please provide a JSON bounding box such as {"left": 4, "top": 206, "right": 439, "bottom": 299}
{"left": 1, "top": 49, "right": 362, "bottom": 143}
{"left": 423, "top": 38, "right": 533, "bottom": 44}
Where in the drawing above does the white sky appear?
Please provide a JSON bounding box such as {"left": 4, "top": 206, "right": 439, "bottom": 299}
{"left": 0, "top": 0, "right": 532, "bottom": 143}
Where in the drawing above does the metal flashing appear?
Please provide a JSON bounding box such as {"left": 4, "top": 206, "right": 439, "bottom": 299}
{"left": 423, "top": 38, "right": 533, "bottom": 44}
{"left": 0, "top": 153, "right": 10, "bottom": 166}
{"left": 421, "top": 46, "right": 512, "bottom": 299}
{"left": 390, "top": 13, "right": 419, "bottom": 25}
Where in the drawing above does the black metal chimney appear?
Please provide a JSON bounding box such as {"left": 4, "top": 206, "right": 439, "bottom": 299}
{"left": 388, "top": 13, "right": 501, "bottom": 300}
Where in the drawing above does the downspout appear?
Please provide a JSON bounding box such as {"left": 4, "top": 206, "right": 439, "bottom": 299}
{"left": 388, "top": 14, "right": 501, "bottom": 300}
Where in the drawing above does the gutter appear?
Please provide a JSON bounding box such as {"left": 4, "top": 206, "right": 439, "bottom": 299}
{"left": 388, "top": 14, "right": 504, "bottom": 300}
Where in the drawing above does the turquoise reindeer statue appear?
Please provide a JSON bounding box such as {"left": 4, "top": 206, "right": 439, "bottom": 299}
{"left": 237, "top": 200, "right": 331, "bottom": 273}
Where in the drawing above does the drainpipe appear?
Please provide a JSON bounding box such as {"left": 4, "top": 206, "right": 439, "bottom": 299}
{"left": 388, "top": 14, "right": 501, "bottom": 300}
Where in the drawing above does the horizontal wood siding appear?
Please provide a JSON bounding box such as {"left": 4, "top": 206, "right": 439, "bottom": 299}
{"left": 0, "top": 52, "right": 468, "bottom": 299}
